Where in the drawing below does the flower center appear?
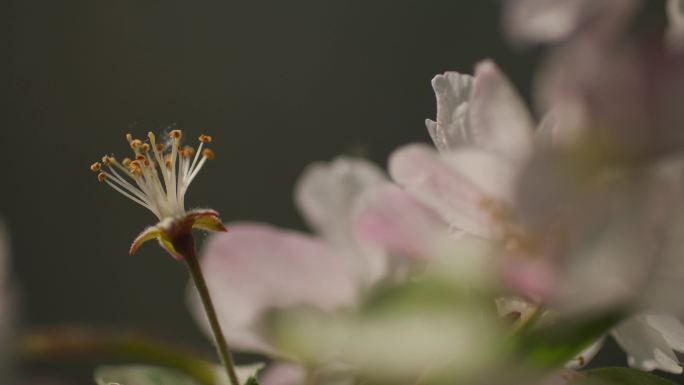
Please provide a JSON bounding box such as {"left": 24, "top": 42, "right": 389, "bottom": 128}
{"left": 90, "top": 130, "right": 215, "bottom": 220}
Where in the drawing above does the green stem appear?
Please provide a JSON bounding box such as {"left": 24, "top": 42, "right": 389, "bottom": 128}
{"left": 180, "top": 234, "right": 241, "bottom": 385}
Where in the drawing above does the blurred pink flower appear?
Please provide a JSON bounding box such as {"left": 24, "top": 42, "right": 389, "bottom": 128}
{"left": 188, "top": 158, "right": 388, "bottom": 379}
{"left": 502, "top": 0, "right": 640, "bottom": 45}
{"left": 356, "top": 55, "right": 684, "bottom": 373}
{"left": 667, "top": 0, "right": 684, "bottom": 50}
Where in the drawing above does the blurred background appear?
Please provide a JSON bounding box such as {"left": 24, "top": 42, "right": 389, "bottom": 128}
{"left": 0, "top": 0, "right": 673, "bottom": 384}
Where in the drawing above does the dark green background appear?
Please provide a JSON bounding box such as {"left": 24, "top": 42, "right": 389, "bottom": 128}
{"left": 1, "top": 0, "right": 675, "bottom": 384}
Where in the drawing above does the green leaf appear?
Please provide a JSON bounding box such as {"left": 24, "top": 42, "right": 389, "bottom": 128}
{"left": 95, "top": 363, "right": 264, "bottom": 385}
{"left": 572, "top": 367, "right": 679, "bottom": 385}
{"left": 243, "top": 376, "right": 259, "bottom": 385}
{"left": 95, "top": 365, "right": 202, "bottom": 385}
{"left": 514, "top": 311, "right": 623, "bottom": 369}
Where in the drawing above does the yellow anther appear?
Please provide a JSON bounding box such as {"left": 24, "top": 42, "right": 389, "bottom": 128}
{"left": 90, "top": 162, "right": 102, "bottom": 172}
{"left": 122, "top": 158, "right": 132, "bottom": 167}
{"left": 199, "top": 134, "right": 213, "bottom": 143}
{"left": 102, "top": 155, "right": 113, "bottom": 164}
{"left": 182, "top": 146, "right": 195, "bottom": 157}
{"left": 136, "top": 154, "right": 147, "bottom": 161}
{"left": 97, "top": 172, "right": 107, "bottom": 182}
{"left": 169, "top": 130, "right": 182, "bottom": 139}
{"left": 141, "top": 143, "right": 150, "bottom": 152}
{"left": 202, "top": 148, "right": 215, "bottom": 160}
{"left": 130, "top": 139, "right": 142, "bottom": 149}
{"left": 156, "top": 144, "right": 164, "bottom": 152}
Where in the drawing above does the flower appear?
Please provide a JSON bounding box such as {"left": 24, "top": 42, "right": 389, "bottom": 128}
{"left": 356, "top": 58, "right": 684, "bottom": 373}
{"left": 502, "top": 0, "right": 640, "bottom": 45}
{"left": 91, "top": 130, "right": 227, "bottom": 260}
{"left": 187, "top": 157, "right": 387, "bottom": 383}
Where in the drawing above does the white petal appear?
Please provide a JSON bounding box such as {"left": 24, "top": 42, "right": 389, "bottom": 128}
{"left": 426, "top": 72, "right": 474, "bottom": 152}
{"left": 612, "top": 316, "right": 683, "bottom": 374}
{"left": 295, "top": 157, "right": 388, "bottom": 285}
{"left": 645, "top": 314, "right": 684, "bottom": 352}
{"left": 667, "top": 0, "right": 684, "bottom": 51}
{"left": 189, "top": 223, "right": 359, "bottom": 355}
{"left": 468, "top": 60, "right": 534, "bottom": 162}
{"left": 388, "top": 144, "right": 499, "bottom": 237}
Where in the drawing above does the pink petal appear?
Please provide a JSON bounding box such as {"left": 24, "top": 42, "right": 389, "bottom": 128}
{"left": 189, "top": 223, "right": 359, "bottom": 355}
{"left": 353, "top": 183, "right": 448, "bottom": 260}
{"left": 503, "top": 0, "right": 640, "bottom": 45}
{"left": 667, "top": 0, "right": 684, "bottom": 51}
{"left": 389, "top": 143, "right": 518, "bottom": 237}
{"left": 389, "top": 144, "right": 492, "bottom": 237}
{"left": 468, "top": 60, "right": 534, "bottom": 163}
{"left": 294, "top": 157, "right": 387, "bottom": 284}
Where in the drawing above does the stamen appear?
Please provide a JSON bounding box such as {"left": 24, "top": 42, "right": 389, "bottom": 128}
{"left": 94, "top": 129, "right": 215, "bottom": 221}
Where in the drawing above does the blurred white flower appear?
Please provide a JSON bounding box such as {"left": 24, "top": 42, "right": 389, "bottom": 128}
{"left": 612, "top": 314, "right": 684, "bottom": 373}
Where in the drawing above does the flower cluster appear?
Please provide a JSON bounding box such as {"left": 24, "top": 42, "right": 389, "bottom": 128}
{"left": 86, "top": 2, "right": 684, "bottom": 385}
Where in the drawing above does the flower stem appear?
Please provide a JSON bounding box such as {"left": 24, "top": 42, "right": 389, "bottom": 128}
{"left": 179, "top": 234, "right": 241, "bottom": 385}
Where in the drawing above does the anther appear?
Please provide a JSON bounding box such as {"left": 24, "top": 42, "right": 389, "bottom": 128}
{"left": 156, "top": 144, "right": 164, "bottom": 152}
{"left": 97, "top": 172, "right": 107, "bottom": 182}
{"left": 102, "top": 155, "right": 113, "bottom": 165}
{"left": 182, "top": 146, "right": 195, "bottom": 157}
{"left": 169, "top": 130, "right": 182, "bottom": 139}
{"left": 136, "top": 154, "right": 147, "bottom": 161}
{"left": 202, "top": 149, "right": 215, "bottom": 160}
{"left": 90, "top": 162, "right": 102, "bottom": 172}
{"left": 130, "top": 139, "right": 142, "bottom": 149}
{"left": 141, "top": 143, "right": 150, "bottom": 152}
{"left": 122, "top": 158, "right": 132, "bottom": 167}
{"left": 199, "top": 134, "right": 212, "bottom": 143}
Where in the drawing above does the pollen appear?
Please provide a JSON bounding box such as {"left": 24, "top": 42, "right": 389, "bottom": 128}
{"left": 170, "top": 130, "right": 182, "bottom": 139}
{"left": 97, "top": 172, "right": 107, "bottom": 182}
{"left": 90, "top": 162, "right": 102, "bottom": 172}
{"left": 199, "top": 134, "right": 212, "bottom": 143}
{"left": 182, "top": 146, "right": 195, "bottom": 158}
{"left": 202, "top": 149, "right": 215, "bottom": 160}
